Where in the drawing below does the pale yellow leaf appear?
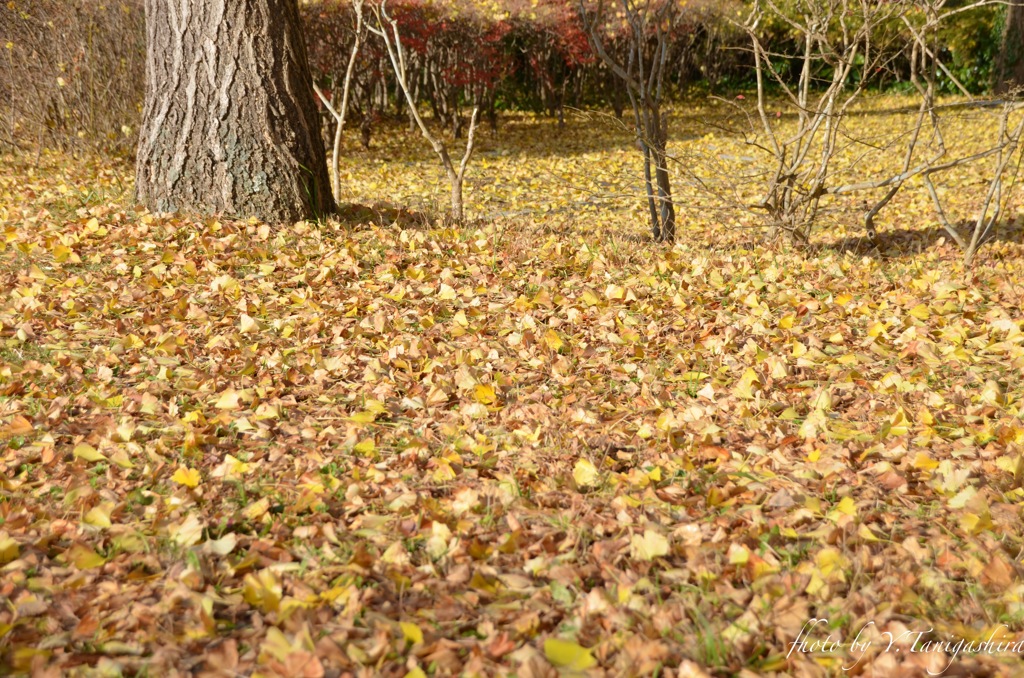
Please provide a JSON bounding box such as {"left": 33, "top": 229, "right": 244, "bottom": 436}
{"left": 73, "top": 443, "right": 106, "bottom": 462}
{"left": 573, "top": 458, "right": 599, "bottom": 488}
{"left": 544, "top": 638, "right": 596, "bottom": 671}
{"left": 214, "top": 388, "right": 241, "bottom": 410}
{"left": 631, "top": 529, "right": 669, "bottom": 561}
{"left": 543, "top": 329, "right": 565, "bottom": 352}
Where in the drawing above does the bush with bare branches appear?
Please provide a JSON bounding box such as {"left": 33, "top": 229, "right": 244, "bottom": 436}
{"left": 1, "top": 0, "right": 145, "bottom": 156}
{"left": 704, "top": 0, "right": 1021, "bottom": 265}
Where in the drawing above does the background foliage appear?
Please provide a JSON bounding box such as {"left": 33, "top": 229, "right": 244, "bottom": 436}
{"left": 0, "top": 0, "right": 1006, "bottom": 155}
{"left": 0, "top": 0, "right": 145, "bottom": 156}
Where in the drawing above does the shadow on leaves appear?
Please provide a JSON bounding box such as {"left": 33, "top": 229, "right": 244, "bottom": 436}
{"left": 819, "top": 221, "right": 1024, "bottom": 259}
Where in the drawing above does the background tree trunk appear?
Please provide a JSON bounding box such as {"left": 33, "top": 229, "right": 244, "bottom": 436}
{"left": 135, "top": 0, "right": 335, "bottom": 223}
{"left": 996, "top": 0, "right": 1024, "bottom": 95}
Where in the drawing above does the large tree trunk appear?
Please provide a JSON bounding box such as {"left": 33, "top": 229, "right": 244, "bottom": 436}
{"left": 996, "top": 0, "right": 1024, "bottom": 95}
{"left": 135, "top": 0, "right": 335, "bottom": 223}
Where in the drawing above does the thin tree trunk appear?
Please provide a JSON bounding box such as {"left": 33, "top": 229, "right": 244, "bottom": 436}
{"left": 654, "top": 153, "right": 675, "bottom": 241}
{"left": 631, "top": 93, "right": 659, "bottom": 240}
{"left": 370, "top": 2, "right": 478, "bottom": 223}
{"left": 312, "top": 0, "right": 364, "bottom": 204}
{"left": 135, "top": 0, "right": 335, "bottom": 223}
{"left": 449, "top": 172, "right": 463, "bottom": 221}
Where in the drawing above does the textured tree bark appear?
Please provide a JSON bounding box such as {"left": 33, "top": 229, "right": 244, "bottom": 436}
{"left": 996, "top": 0, "right": 1024, "bottom": 95}
{"left": 135, "top": 0, "right": 335, "bottom": 223}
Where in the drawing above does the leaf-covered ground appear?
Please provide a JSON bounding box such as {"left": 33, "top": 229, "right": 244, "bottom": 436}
{"left": 1, "top": 99, "right": 1024, "bottom": 677}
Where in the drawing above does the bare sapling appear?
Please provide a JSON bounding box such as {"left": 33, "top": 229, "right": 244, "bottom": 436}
{"left": 313, "top": 0, "right": 366, "bottom": 203}
{"left": 823, "top": 0, "right": 1023, "bottom": 265}
{"left": 368, "top": 0, "right": 480, "bottom": 223}
{"left": 736, "top": 0, "right": 907, "bottom": 243}
{"left": 581, "top": 0, "right": 677, "bottom": 243}
{"left": 897, "top": 2, "right": 1024, "bottom": 266}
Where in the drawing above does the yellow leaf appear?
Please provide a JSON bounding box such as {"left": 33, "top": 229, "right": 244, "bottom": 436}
{"left": 214, "top": 388, "right": 241, "bottom": 410}
{"left": 354, "top": 438, "right": 375, "bottom": 454}
{"left": 0, "top": 534, "right": 20, "bottom": 564}
{"left": 604, "top": 284, "right": 625, "bottom": 301}
{"left": 918, "top": 407, "right": 935, "bottom": 426}
{"left": 84, "top": 503, "right": 114, "bottom": 529}
{"left": 913, "top": 452, "right": 939, "bottom": 471}
{"left": 469, "top": 570, "right": 498, "bottom": 595}
{"left": 728, "top": 543, "right": 750, "bottom": 565}
{"left": 239, "top": 313, "right": 259, "bottom": 334}
{"left": 733, "top": 367, "right": 760, "bottom": 399}
{"left": 580, "top": 289, "right": 602, "bottom": 306}
{"left": 815, "top": 547, "right": 847, "bottom": 578}
{"left": 544, "top": 638, "right": 596, "bottom": 671}
{"left": 630, "top": 529, "right": 669, "bottom": 561}
{"left": 437, "top": 283, "right": 457, "bottom": 300}
{"left": 73, "top": 443, "right": 106, "bottom": 462}
{"left": 959, "top": 512, "right": 990, "bottom": 534}
{"left": 800, "top": 409, "right": 827, "bottom": 439}
{"left": 67, "top": 543, "right": 106, "bottom": 570}
{"left": 52, "top": 243, "right": 73, "bottom": 263}
{"left": 254, "top": 403, "right": 279, "bottom": 420}
{"left": 908, "top": 304, "right": 930, "bottom": 320}
{"left": 573, "top": 459, "right": 599, "bottom": 488}
{"left": 243, "top": 569, "right": 282, "bottom": 613}
{"left": 778, "top": 314, "right": 795, "bottom": 329}
{"left": 404, "top": 670, "right": 427, "bottom": 678}
{"left": 109, "top": 449, "right": 135, "bottom": 469}
{"left": 857, "top": 524, "right": 879, "bottom": 542}
{"left": 211, "top": 274, "right": 238, "bottom": 293}
{"left": 805, "top": 573, "right": 825, "bottom": 596}
{"left": 172, "top": 466, "right": 201, "bottom": 488}
{"left": 835, "top": 496, "right": 857, "bottom": 516}
{"left": 948, "top": 486, "right": 977, "bottom": 509}
{"left": 980, "top": 380, "right": 1003, "bottom": 405}
{"left": 259, "top": 627, "right": 293, "bottom": 662}
{"left": 474, "top": 383, "right": 497, "bottom": 405}
{"left": 888, "top": 408, "right": 909, "bottom": 436}
{"left": 226, "top": 455, "right": 251, "bottom": 478}
{"left": 349, "top": 410, "right": 377, "bottom": 424}
{"left": 244, "top": 497, "right": 271, "bottom": 521}
{"left": 543, "top": 329, "right": 565, "bottom": 352}
{"left": 400, "top": 621, "right": 424, "bottom": 645}
{"left": 995, "top": 455, "right": 1019, "bottom": 475}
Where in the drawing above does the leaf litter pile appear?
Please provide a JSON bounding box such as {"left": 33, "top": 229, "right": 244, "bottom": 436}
{"left": 2, "top": 100, "right": 1024, "bottom": 676}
